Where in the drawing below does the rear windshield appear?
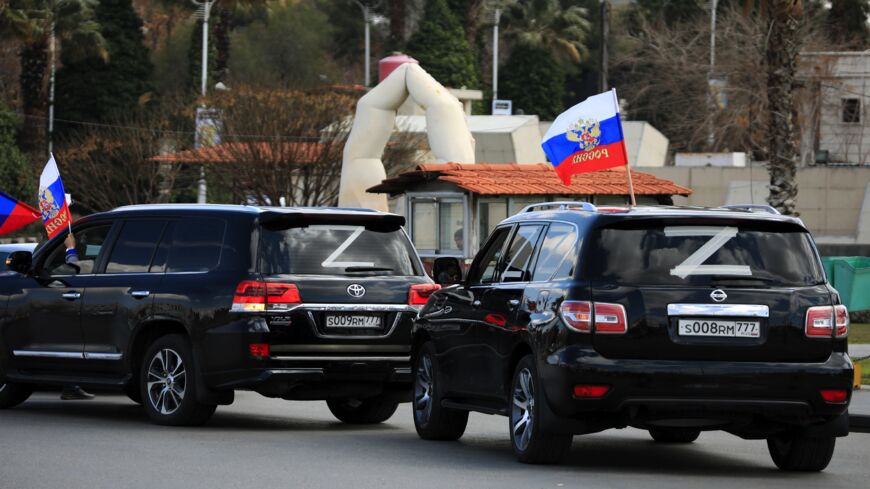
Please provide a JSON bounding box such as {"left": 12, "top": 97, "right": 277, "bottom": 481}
{"left": 258, "top": 225, "right": 420, "bottom": 276}
{"left": 584, "top": 223, "right": 825, "bottom": 287}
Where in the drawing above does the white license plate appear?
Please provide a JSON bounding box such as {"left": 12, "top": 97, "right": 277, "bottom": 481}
{"left": 325, "top": 314, "right": 382, "bottom": 328}
{"left": 678, "top": 319, "right": 760, "bottom": 338}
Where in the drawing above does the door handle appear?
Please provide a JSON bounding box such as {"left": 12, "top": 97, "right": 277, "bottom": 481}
{"left": 129, "top": 290, "right": 151, "bottom": 298}
{"left": 62, "top": 292, "right": 81, "bottom": 300}
{"left": 508, "top": 299, "right": 520, "bottom": 310}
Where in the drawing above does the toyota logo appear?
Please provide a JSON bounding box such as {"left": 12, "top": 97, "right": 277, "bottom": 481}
{"left": 347, "top": 284, "right": 366, "bottom": 298}
{"left": 710, "top": 289, "right": 728, "bottom": 302}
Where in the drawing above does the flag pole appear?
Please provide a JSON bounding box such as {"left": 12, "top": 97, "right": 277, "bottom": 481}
{"left": 623, "top": 149, "right": 637, "bottom": 206}
{"left": 611, "top": 88, "right": 636, "bottom": 206}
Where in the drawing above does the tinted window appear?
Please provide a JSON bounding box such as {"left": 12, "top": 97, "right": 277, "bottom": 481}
{"left": 105, "top": 220, "right": 166, "bottom": 274}
{"left": 469, "top": 226, "right": 511, "bottom": 285}
{"left": 584, "top": 223, "right": 825, "bottom": 286}
{"left": 499, "top": 224, "right": 544, "bottom": 283}
{"left": 532, "top": 224, "right": 578, "bottom": 282}
{"left": 43, "top": 225, "right": 112, "bottom": 275}
{"left": 259, "top": 225, "right": 419, "bottom": 276}
{"left": 165, "top": 218, "right": 226, "bottom": 272}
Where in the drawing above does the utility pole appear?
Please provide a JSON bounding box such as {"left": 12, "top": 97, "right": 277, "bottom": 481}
{"left": 707, "top": 0, "right": 718, "bottom": 149}
{"left": 353, "top": 0, "right": 372, "bottom": 87}
{"left": 492, "top": 8, "right": 501, "bottom": 101}
{"left": 192, "top": 0, "right": 217, "bottom": 204}
{"left": 600, "top": 1, "right": 609, "bottom": 92}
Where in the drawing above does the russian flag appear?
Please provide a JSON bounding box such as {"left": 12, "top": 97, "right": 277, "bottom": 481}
{"left": 0, "top": 192, "right": 40, "bottom": 236}
{"left": 541, "top": 89, "right": 628, "bottom": 185}
{"left": 38, "top": 155, "right": 72, "bottom": 239}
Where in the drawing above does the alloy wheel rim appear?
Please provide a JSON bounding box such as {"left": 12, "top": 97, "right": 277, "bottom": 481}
{"left": 414, "top": 354, "right": 434, "bottom": 424}
{"left": 146, "top": 348, "right": 186, "bottom": 415}
{"left": 511, "top": 368, "right": 535, "bottom": 451}
{"left": 0, "top": 383, "right": 6, "bottom": 393}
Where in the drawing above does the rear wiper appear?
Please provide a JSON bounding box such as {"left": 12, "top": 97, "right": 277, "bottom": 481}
{"left": 344, "top": 266, "right": 394, "bottom": 273}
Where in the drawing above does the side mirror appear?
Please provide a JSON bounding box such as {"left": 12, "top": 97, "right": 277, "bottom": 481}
{"left": 432, "top": 257, "right": 463, "bottom": 286}
{"left": 6, "top": 251, "right": 33, "bottom": 275}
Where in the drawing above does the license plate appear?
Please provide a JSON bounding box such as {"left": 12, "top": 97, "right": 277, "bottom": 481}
{"left": 325, "top": 314, "right": 382, "bottom": 328}
{"left": 677, "top": 319, "right": 760, "bottom": 338}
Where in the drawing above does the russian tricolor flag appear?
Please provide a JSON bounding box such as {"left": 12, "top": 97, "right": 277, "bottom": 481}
{"left": 541, "top": 89, "right": 629, "bottom": 185}
{"left": 38, "top": 155, "right": 72, "bottom": 239}
{"left": 0, "top": 192, "right": 40, "bottom": 236}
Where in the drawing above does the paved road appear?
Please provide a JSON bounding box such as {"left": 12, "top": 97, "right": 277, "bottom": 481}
{"left": 1, "top": 391, "right": 868, "bottom": 489}
{"left": 850, "top": 343, "right": 870, "bottom": 359}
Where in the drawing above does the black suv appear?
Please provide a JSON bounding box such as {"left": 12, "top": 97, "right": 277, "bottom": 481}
{"left": 0, "top": 204, "right": 437, "bottom": 425}
{"left": 412, "top": 202, "right": 853, "bottom": 471}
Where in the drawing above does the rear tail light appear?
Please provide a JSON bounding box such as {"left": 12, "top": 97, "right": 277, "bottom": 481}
{"left": 835, "top": 305, "right": 849, "bottom": 338}
{"left": 805, "top": 305, "right": 849, "bottom": 338}
{"left": 819, "top": 389, "right": 848, "bottom": 404}
{"left": 409, "top": 283, "right": 441, "bottom": 306}
{"left": 249, "top": 343, "right": 270, "bottom": 358}
{"left": 232, "top": 280, "right": 301, "bottom": 312}
{"left": 560, "top": 301, "right": 627, "bottom": 334}
{"left": 573, "top": 384, "right": 610, "bottom": 398}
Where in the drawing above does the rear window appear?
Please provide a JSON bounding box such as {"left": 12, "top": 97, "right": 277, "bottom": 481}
{"left": 584, "top": 223, "right": 824, "bottom": 286}
{"left": 258, "top": 225, "right": 420, "bottom": 276}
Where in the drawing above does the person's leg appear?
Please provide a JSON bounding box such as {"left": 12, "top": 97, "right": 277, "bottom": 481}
{"left": 60, "top": 385, "right": 95, "bottom": 401}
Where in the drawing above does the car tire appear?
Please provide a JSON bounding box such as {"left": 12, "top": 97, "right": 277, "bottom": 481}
{"left": 510, "top": 355, "right": 573, "bottom": 464}
{"left": 767, "top": 432, "right": 836, "bottom": 472}
{"left": 648, "top": 427, "right": 700, "bottom": 443}
{"left": 326, "top": 395, "right": 399, "bottom": 424}
{"left": 140, "top": 334, "right": 216, "bottom": 426}
{"left": 0, "top": 381, "right": 32, "bottom": 409}
{"left": 412, "top": 342, "right": 468, "bottom": 440}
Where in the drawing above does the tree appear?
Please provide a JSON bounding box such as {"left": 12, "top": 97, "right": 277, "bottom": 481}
{"left": 0, "top": 101, "right": 31, "bottom": 197}
{"left": 500, "top": 0, "right": 590, "bottom": 69}
{"left": 12, "top": 0, "right": 106, "bottom": 153}
{"left": 500, "top": 43, "right": 565, "bottom": 119}
{"left": 764, "top": 0, "right": 803, "bottom": 215}
{"left": 406, "top": 0, "right": 479, "bottom": 88}
{"left": 826, "top": 0, "right": 870, "bottom": 48}
{"left": 55, "top": 0, "right": 152, "bottom": 133}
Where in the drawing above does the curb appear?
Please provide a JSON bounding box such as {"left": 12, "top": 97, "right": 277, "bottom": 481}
{"left": 850, "top": 414, "right": 870, "bottom": 433}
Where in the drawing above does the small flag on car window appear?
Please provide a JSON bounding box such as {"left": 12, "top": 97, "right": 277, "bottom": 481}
{"left": 0, "top": 192, "right": 40, "bottom": 236}
{"left": 38, "top": 154, "right": 73, "bottom": 239}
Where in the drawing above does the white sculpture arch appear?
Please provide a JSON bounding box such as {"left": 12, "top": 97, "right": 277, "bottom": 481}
{"left": 338, "top": 63, "right": 476, "bottom": 211}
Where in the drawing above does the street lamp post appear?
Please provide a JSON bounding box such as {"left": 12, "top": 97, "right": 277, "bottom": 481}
{"left": 493, "top": 8, "right": 501, "bottom": 101}
{"left": 352, "top": 0, "right": 372, "bottom": 87}
{"left": 191, "top": 0, "right": 217, "bottom": 204}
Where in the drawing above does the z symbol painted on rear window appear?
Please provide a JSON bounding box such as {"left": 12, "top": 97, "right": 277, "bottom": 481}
{"left": 665, "top": 226, "right": 751, "bottom": 279}
{"left": 319, "top": 226, "right": 375, "bottom": 268}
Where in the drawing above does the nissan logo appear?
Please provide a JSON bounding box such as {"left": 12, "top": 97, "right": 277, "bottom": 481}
{"left": 710, "top": 289, "right": 728, "bottom": 302}
{"left": 347, "top": 284, "right": 366, "bottom": 298}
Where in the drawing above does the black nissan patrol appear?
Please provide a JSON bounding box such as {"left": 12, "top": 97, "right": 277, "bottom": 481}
{"left": 412, "top": 202, "right": 853, "bottom": 471}
{"left": 0, "top": 204, "right": 437, "bottom": 425}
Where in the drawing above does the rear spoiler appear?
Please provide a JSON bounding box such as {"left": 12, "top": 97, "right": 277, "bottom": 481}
{"left": 258, "top": 211, "right": 406, "bottom": 232}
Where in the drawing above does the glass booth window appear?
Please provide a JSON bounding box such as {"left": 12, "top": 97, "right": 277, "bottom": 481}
{"left": 410, "top": 196, "right": 466, "bottom": 255}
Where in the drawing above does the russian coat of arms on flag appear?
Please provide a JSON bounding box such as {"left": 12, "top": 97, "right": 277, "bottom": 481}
{"left": 541, "top": 89, "right": 629, "bottom": 185}
{"left": 38, "top": 155, "right": 72, "bottom": 239}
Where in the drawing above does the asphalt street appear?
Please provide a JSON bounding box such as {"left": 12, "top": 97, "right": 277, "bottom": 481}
{"left": 0, "top": 391, "right": 868, "bottom": 489}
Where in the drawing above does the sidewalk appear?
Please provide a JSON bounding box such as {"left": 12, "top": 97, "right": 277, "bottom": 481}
{"left": 850, "top": 343, "right": 870, "bottom": 359}
{"left": 851, "top": 390, "right": 870, "bottom": 433}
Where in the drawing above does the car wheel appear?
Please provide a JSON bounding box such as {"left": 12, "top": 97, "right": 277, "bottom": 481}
{"left": 648, "top": 427, "right": 700, "bottom": 443}
{"left": 510, "top": 355, "right": 572, "bottom": 464}
{"left": 0, "top": 380, "right": 33, "bottom": 409}
{"left": 141, "top": 334, "right": 216, "bottom": 426}
{"left": 326, "top": 395, "right": 399, "bottom": 424}
{"left": 767, "top": 432, "right": 836, "bottom": 472}
{"left": 412, "top": 342, "right": 468, "bottom": 440}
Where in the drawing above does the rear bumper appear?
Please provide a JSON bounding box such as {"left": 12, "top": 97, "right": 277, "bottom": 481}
{"left": 538, "top": 346, "right": 853, "bottom": 437}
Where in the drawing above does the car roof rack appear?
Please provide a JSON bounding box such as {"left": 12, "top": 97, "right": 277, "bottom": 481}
{"left": 720, "top": 204, "right": 781, "bottom": 215}
{"left": 521, "top": 201, "right": 598, "bottom": 213}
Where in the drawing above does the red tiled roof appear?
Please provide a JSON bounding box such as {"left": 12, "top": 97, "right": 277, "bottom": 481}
{"left": 149, "top": 142, "right": 325, "bottom": 164}
{"left": 368, "top": 163, "right": 692, "bottom": 196}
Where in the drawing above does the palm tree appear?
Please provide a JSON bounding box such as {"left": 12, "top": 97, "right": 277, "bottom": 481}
{"left": 498, "top": 0, "right": 590, "bottom": 67}
{"left": 742, "top": 0, "right": 802, "bottom": 215}
{"left": 13, "top": 0, "right": 106, "bottom": 153}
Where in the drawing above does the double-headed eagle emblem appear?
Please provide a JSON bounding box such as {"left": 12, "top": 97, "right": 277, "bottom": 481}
{"left": 39, "top": 187, "right": 61, "bottom": 221}
{"left": 566, "top": 118, "right": 601, "bottom": 151}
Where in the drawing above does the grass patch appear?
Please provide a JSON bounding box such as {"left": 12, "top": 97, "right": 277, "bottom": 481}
{"left": 859, "top": 358, "right": 870, "bottom": 385}
{"left": 851, "top": 323, "right": 870, "bottom": 344}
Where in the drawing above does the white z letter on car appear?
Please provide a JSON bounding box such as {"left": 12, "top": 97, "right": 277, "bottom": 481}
{"left": 319, "top": 226, "right": 375, "bottom": 268}
{"left": 666, "top": 226, "right": 751, "bottom": 279}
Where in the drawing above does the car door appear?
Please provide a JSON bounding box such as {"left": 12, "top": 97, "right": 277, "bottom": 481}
{"left": 80, "top": 218, "right": 168, "bottom": 374}
{"left": 3, "top": 223, "right": 114, "bottom": 374}
{"left": 433, "top": 225, "right": 513, "bottom": 398}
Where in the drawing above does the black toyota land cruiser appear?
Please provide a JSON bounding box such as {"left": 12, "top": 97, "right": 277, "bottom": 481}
{"left": 0, "top": 204, "right": 437, "bottom": 426}
{"left": 412, "top": 202, "right": 853, "bottom": 471}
